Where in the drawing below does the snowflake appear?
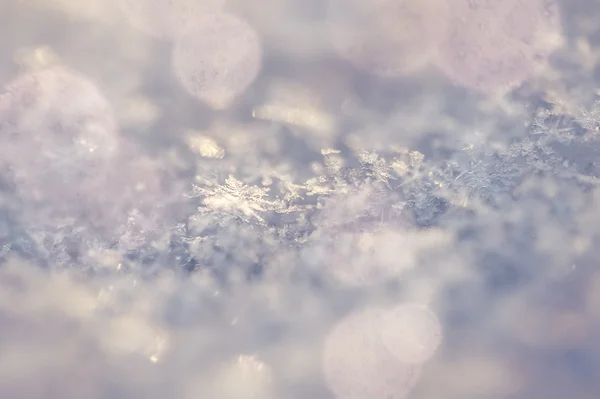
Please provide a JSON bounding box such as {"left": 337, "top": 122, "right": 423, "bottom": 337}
{"left": 530, "top": 109, "right": 574, "bottom": 142}
{"left": 416, "top": 144, "right": 520, "bottom": 212}
{"left": 577, "top": 100, "right": 600, "bottom": 132}
{"left": 190, "top": 175, "right": 288, "bottom": 225}
{"left": 508, "top": 136, "right": 559, "bottom": 173}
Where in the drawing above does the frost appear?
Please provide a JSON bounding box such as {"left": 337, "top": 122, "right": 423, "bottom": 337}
{"left": 2, "top": 2, "right": 600, "bottom": 398}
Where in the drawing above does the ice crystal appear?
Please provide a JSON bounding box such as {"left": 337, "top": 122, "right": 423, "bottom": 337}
{"left": 189, "top": 175, "right": 293, "bottom": 227}
{"left": 577, "top": 100, "right": 600, "bottom": 132}
{"left": 440, "top": 145, "right": 521, "bottom": 207}
{"left": 357, "top": 150, "right": 395, "bottom": 188}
